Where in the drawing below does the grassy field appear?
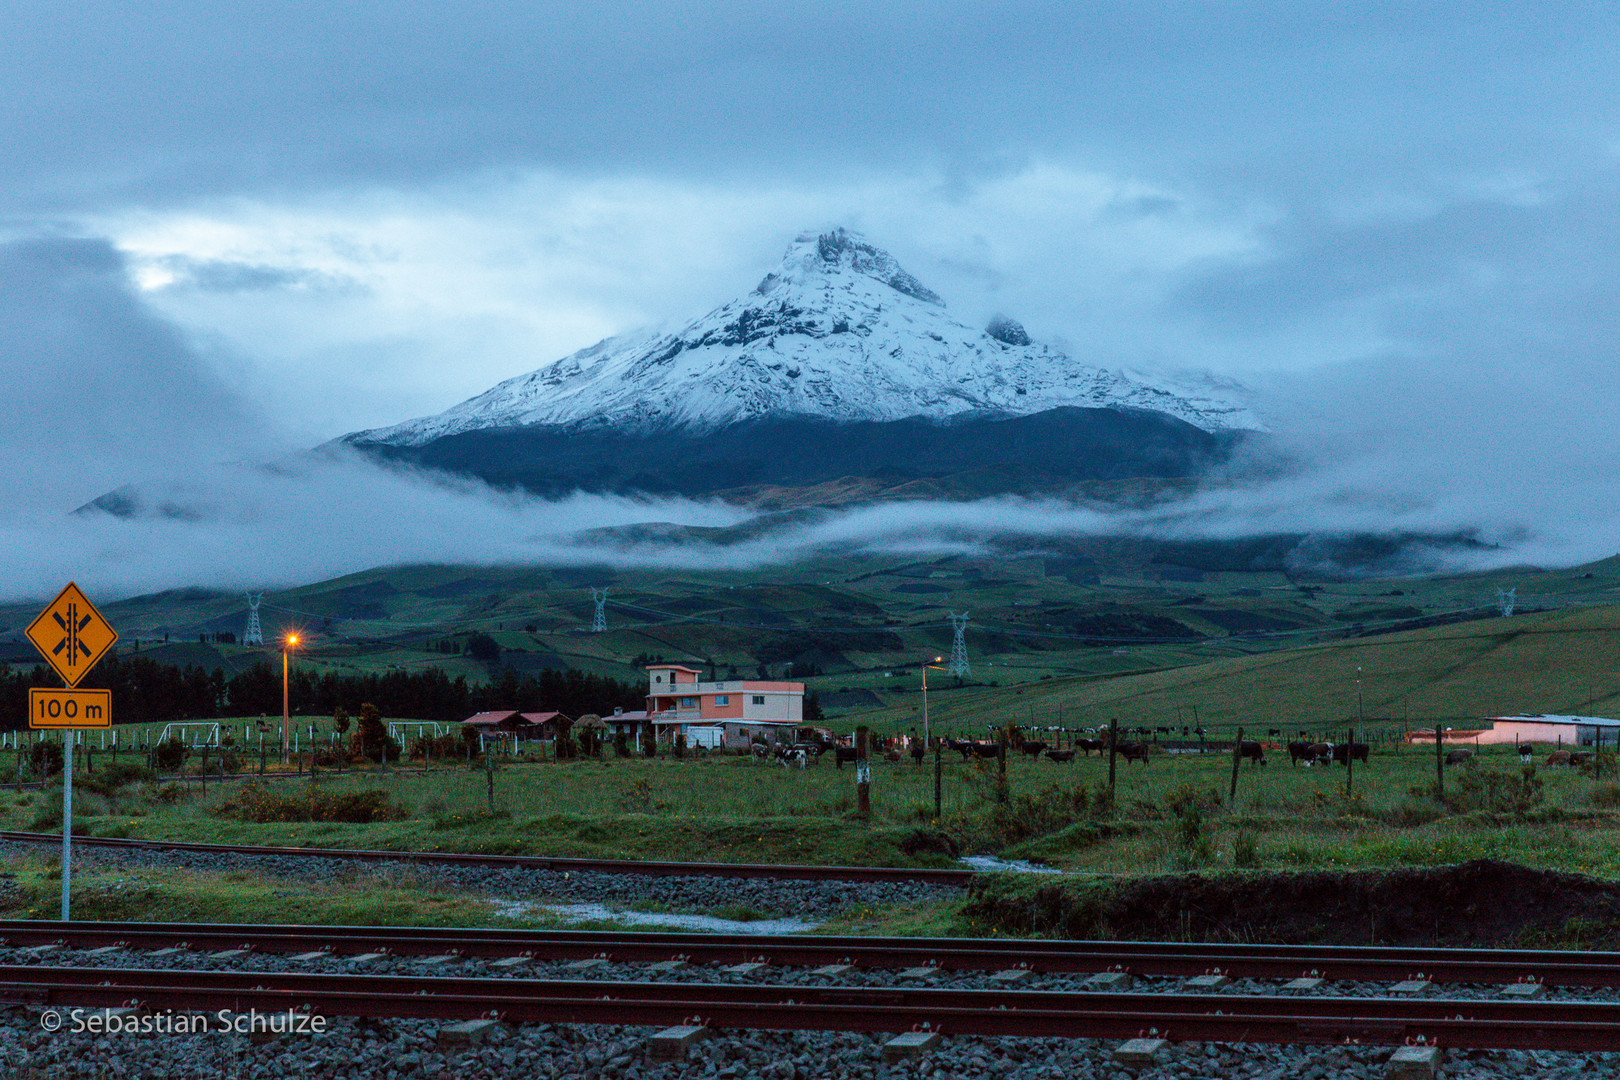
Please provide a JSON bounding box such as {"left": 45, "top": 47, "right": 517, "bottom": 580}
{"left": 4, "top": 740, "right": 1616, "bottom": 876}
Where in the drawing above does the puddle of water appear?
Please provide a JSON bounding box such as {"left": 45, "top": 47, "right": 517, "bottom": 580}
{"left": 494, "top": 900, "right": 820, "bottom": 935}
{"left": 959, "top": 855, "right": 1065, "bottom": 875}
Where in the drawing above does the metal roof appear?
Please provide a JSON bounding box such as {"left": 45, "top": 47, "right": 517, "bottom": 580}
{"left": 1487, "top": 714, "right": 1620, "bottom": 728}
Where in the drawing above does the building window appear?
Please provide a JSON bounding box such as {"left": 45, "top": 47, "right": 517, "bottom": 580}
{"left": 680, "top": 697, "right": 696, "bottom": 708}
{"left": 714, "top": 695, "right": 729, "bottom": 706}
{"left": 752, "top": 695, "right": 765, "bottom": 705}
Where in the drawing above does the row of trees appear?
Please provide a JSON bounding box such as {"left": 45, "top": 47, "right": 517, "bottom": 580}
{"left": 0, "top": 651, "right": 647, "bottom": 728}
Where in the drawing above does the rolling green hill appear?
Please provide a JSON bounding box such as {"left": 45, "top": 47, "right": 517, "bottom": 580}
{"left": 5, "top": 546, "right": 1620, "bottom": 732}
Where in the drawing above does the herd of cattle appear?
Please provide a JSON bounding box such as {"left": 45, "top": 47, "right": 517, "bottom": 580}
{"left": 762, "top": 732, "right": 1603, "bottom": 770}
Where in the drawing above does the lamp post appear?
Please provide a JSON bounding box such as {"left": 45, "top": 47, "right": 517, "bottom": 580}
{"left": 282, "top": 633, "right": 299, "bottom": 761}
{"left": 920, "top": 656, "right": 945, "bottom": 745}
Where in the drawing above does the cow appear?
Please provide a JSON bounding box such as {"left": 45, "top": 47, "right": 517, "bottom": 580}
{"left": 1547, "top": 750, "right": 1572, "bottom": 767}
{"left": 833, "top": 745, "right": 860, "bottom": 769}
{"left": 1237, "top": 740, "right": 1266, "bottom": 767}
{"left": 1287, "top": 740, "right": 1319, "bottom": 766}
{"left": 1115, "top": 741, "right": 1150, "bottom": 765}
{"left": 1020, "top": 740, "right": 1050, "bottom": 759}
{"left": 1077, "top": 737, "right": 1107, "bottom": 757}
{"left": 1517, "top": 743, "right": 1534, "bottom": 763}
{"left": 1309, "top": 742, "right": 1333, "bottom": 765}
{"left": 1332, "top": 742, "right": 1370, "bottom": 766}
{"left": 911, "top": 742, "right": 927, "bottom": 766}
{"left": 1045, "top": 749, "right": 1077, "bottom": 763}
{"left": 1444, "top": 747, "right": 1475, "bottom": 767}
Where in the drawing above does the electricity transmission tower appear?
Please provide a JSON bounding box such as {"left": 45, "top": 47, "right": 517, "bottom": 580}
{"left": 947, "top": 611, "right": 971, "bottom": 677}
{"left": 243, "top": 593, "right": 264, "bottom": 646}
{"left": 1497, "top": 588, "right": 1516, "bottom": 618}
{"left": 591, "top": 588, "right": 609, "bottom": 633}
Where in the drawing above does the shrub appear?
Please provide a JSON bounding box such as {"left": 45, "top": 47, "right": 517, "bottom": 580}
{"left": 1589, "top": 781, "right": 1620, "bottom": 808}
{"left": 78, "top": 762, "right": 156, "bottom": 796}
{"left": 347, "top": 703, "right": 401, "bottom": 764}
{"left": 1232, "top": 830, "right": 1259, "bottom": 868}
{"left": 1444, "top": 766, "right": 1544, "bottom": 815}
{"left": 213, "top": 782, "right": 410, "bottom": 824}
{"left": 409, "top": 734, "right": 462, "bottom": 763}
{"left": 150, "top": 737, "right": 188, "bottom": 772}
{"left": 27, "top": 741, "right": 63, "bottom": 778}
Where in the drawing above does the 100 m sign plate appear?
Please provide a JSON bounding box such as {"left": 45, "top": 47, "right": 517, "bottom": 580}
{"left": 29, "top": 689, "right": 111, "bottom": 729}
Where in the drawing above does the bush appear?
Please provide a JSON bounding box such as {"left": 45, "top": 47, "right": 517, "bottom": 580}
{"left": 409, "top": 734, "right": 463, "bottom": 763}
{"left": 213, "top": 783, "right": 410, "bottom": 824}
{"left": 347, "top": 703, "right": 401, "bottom": 764}
{"left": 78, "top": 762, "right": 156, "bottom": 796}
{"left": 1232, "top": 830, "right": 1259, "bottom": 868}
{"left": 1444, "top": 766, "right": 1544, "bottom": 816}
{"left": 1589, "top": 781, "right": 1620, "bottom": 808}
{"left": 27, "top": 741, "right": 63, "bottom": 778}
{"left": 150, "top": 737, "right": 188, "bottom": 772}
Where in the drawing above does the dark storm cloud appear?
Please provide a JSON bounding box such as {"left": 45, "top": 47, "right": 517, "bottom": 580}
{"left": 0, "top": 236, "right": 264, "bottom": 507}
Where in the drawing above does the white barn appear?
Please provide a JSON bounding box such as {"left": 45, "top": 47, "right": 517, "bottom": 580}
{"left": 1477, "top": 714, "right": 1620, "bottom": 747}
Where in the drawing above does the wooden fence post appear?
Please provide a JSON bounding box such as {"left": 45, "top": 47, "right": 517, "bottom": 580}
{"left": 855, "top": 725, "right": 870, "bottom": 814}
{"left": 1107, "top": 719, "right": 1118, "bottom": 800}
{"left": 1435, "top": 723, "right": 1444, "bottom": 798}
{"left": 1229, "top": 726, "right": 1244, "bottom": 803}
{"left": 933, "top": 737, "right": 942, "bottom": 819}
{"left": 1346, "top": 727, "right": 1354, "bottom": 796}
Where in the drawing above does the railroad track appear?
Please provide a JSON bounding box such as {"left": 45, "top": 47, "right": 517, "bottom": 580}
{"left": 3, "top": 920, "right": 1617, "bottom": 989}
{"left": 0, "top": 831, "right": 976, "bottom": 885}
{"left": 5, "top": 965, "right": 1618, "bottom": 1052}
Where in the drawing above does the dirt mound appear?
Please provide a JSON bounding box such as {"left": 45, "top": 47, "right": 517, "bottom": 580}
{"left": 965, "top": 859, "right": 1620, "bottom": 947}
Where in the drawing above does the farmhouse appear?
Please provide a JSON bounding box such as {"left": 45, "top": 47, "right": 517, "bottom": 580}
{"left": 1475, "top": 714, "right": 1620, "bottom": 748}
{"left": 645, "top": 664, "right": 805, "bottom": 750}
{"left": 459, "top": 710, "right": 568, "bottom": 744}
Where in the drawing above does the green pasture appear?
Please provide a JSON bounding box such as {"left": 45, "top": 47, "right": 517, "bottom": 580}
{"left": 3, "top": 739, "right": 1617, "bottom": 879}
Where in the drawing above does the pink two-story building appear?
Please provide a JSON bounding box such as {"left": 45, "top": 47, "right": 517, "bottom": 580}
{"left": 645, "top": 664, "right": 805, "bottom": 749}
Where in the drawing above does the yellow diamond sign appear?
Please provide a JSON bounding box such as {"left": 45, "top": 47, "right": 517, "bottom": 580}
{"left": 25, "top": 582, "right": 118, "bottom": 688}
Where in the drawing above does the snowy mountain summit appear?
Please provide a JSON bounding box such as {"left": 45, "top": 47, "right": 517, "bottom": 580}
{"left": 352, "top": 229, "right": 1258, "bottom": 448}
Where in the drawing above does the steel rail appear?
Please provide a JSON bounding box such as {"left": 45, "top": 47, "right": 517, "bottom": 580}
{"left": 0, "top": 831, "right": 975, "bottom": 885}
{"left": 5, "top": 967, "right": 1618, "bottom": 1051}
{"left": 2, "top": 920, "right": 1618, "bottom": 989}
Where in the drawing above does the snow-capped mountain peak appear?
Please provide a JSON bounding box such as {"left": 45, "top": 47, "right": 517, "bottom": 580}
{"left": 349, "top": 229, "right": 1259, "bottom": 447}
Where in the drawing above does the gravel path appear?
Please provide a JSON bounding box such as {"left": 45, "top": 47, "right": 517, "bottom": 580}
{"left": 1, "top": 939, "right": 1617, "bottom": 1079}
{"left": 1, "top": 840, "right": 1613, "bottom": 1076}
{"left": 4, "top": 1007, "right": 1614, "bottom": 1080}
{"left": 0, "top": 839, "right": 950, "bottom": 922}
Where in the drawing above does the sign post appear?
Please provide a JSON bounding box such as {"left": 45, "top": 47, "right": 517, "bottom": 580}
{"left": 24, "top": 583, "right": 116, "bottom": 922}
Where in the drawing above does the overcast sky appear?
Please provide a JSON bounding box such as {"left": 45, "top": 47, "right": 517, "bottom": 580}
{"left": 4, "top": 3, "right": 1620, "bottom": 600}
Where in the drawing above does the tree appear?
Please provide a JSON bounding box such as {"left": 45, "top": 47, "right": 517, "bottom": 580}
{"left": 348, "top": 702, "right": 400, "bottom": 763}
{"left": 466, "top": 633, "right": 501, "bottom": 662}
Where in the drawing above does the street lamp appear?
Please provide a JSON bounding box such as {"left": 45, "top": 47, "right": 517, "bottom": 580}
{"left": 920, "top": 656, "right": 945, "bottom": 746}
{"left": 282, "top": 633, "right": 300, "bottom": 760}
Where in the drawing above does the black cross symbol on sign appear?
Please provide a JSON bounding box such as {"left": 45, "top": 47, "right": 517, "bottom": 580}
{"left": 52, "top": 603, "right": 95, "bottom": 668}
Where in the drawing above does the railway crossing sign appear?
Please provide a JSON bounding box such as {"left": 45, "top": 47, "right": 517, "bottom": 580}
{"left": 25, "top": 582, "right": 117, "bottom": 689}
